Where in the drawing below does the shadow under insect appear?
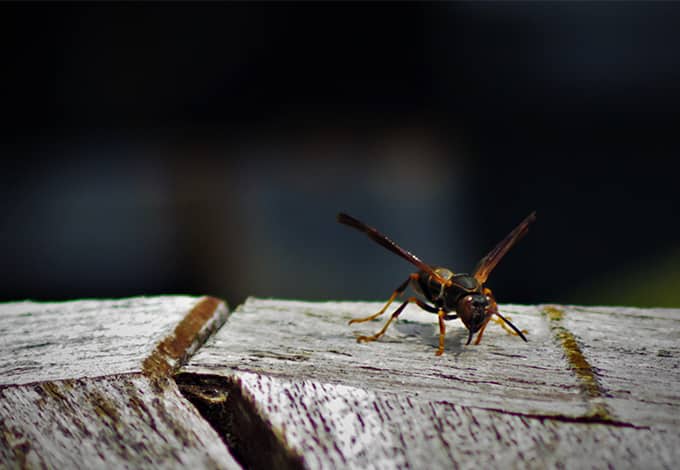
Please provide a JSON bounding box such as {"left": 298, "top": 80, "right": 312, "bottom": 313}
{"left": 393, "top": 320, "right": 470, "bottom": 355}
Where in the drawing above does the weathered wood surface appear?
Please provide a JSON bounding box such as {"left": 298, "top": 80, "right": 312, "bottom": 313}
{"left": 0, "top": 296, "right": 228, "bottom": 385}
{"left": 179, "top": 298, "right": 680, "bottom": 469}
{"left": 0, "top": 374, "right": 236, "bottom": 469}
{"left": 0, "top": 296, "right": 240, "bottom": 469}
{"left": 3, "top": 296, "right": 679, "bottom": 469}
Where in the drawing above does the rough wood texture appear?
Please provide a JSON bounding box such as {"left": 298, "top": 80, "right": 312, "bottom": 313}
{"left": 0, "top": 296, "right": 227, "bottom": 385}
{"left": 0, "top": 375, "right": 236, "bottom": 469}
{"left": 0, "top": 296, "right": 240, "bottom": 469}
{"left": 180, "top": 298, "right": 680, "bottom": 469}
{"left": 3, "top": 296, "right": 678, "bottom": 468}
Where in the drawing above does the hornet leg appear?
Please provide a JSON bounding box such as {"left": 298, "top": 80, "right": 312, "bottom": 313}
{"left": 356, "top": 296, "right": 435, "bottom": 343}
{"left": 475, "top": 288, "right": 528, "bottom": 344}
{"left": 436, "top": 309, "right": 447, "bottom": 356}
{"left": 348, "top": 273, "right": 418, "bottom": 325}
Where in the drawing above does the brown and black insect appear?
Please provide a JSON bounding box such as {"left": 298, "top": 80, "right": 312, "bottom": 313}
{"left": 337, "top": 211, "right": 536, "bottom": 355}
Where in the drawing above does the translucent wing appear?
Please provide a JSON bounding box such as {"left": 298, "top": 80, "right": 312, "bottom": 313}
{"left": 473, "top": 211, "right": 536, "bottom": 284}
{"left": 338, "top": 212, "right": 452, "bottom": 286}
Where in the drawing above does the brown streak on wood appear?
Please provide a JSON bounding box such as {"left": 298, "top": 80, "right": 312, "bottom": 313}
{"left": 90, "top": 389, "right": 122, "bottom": 427}
{"left": 179, "top": 298, "right": 680, "bottom": 467}
{"left": 1, "top": 296, "right": 227, "bottom": 386}
{"left": 142, "top": 296, "right": 224, "bottom": 380}
{"left": 37, "top": 381, "right": 68, "bottom": 402}
{"left": 542, "top": 305, "right": 613, "bottom": 421}
{"left": 481, "top": 407, "right": 649, "bottom": 429}
{"left": 0, "top": 296, "right": 239, "bottom": 468}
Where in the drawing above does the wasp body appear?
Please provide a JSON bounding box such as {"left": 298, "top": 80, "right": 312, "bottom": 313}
{"left": 338, "top": 212, "right": 536, "bottom": 355}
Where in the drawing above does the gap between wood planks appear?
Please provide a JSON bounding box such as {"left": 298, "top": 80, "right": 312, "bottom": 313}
{"left": 3, "top": 297, "right": 673, "bottom": 468}
{"left": 174, "top": 349, "right": 649, "bottom": 470}
{"left": 175, "top": 373, "right": 305, "bottom": 470}
{"left": 0, "top": 296, "right": 238, "bottom": 469}
{"left": 171, "top": 301, "right": 666, "bottom": 469}
{"left": 173, "top": 371, "right": 648, "bottom": 470}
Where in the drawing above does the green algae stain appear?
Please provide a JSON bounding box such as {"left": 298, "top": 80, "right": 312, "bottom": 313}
{"left": 542, "top": 306, "right": 614, "bottom": 422}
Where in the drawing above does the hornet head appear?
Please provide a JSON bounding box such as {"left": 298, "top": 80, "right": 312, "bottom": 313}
{"left": 456, "top": 293, "right": 493, "bottom": 345}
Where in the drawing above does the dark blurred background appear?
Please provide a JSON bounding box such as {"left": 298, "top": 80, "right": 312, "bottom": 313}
{"left": 2, "top": 2, "right": 680, "bottom": 308}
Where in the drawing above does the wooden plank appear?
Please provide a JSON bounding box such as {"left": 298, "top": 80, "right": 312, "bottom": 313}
{"left": 0, "top": 374, "right": 238, "bottom": 469}
{"left": 179, "top": 298, "right": 680, "bottom": 469}
{"left": 557, "top": 305, "right": 680, "bottom": 427}
{"left": 194, "top": 371, "right": 678, "bottom": 470}
{"left": 0, "top": 296, "right": 241, "bottom": 469}
{"left": 0, "top": 296, "right": 228, "bottom": 385}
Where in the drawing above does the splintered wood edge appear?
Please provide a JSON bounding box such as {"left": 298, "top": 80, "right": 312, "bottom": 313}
{"left": 142, "top": 296, "right": 229, "bottom": 380}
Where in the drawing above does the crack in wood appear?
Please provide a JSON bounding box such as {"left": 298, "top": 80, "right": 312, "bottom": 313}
{"left": 0, "top": 373, "right": 238, "bottom": 468}
{"left": 477, "top": 406, "right": 650, "bottom": 430}
{"left": 542, "top": 305, "right": 614, "bottom": 421}
{"left": 1, "top": 297, "right": 673, "bottom": 468}
{"left": 176, "top": 370, "right": 680, "bottom": 469}
{"left": 175, "top": 373, "right": 305, "bottom": 470}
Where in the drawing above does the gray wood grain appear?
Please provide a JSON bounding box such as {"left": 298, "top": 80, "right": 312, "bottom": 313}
{"left": 0, "top": 296, "right": 240, "bottom": 469}
{"left": 0, "top": 296, "right": 228, "bottom": 385}
{"left": 559, "top": 305, "right": 680, "bottom": 427}
{"left": 218, "top": 371, "right": 678, "bottom": 470}
{"left": 180, "top": 297, "right": 680, "bottom": 469}
{"left": 0, "top": 374, "right": 239, "bottom": 469}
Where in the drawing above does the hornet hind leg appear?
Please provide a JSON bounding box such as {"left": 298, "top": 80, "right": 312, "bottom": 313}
{"left": 348, "top": 273, "right": 419, "bottom": 325}
{"left": 355, "top": 296, "right": 436, "bottom": 343}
